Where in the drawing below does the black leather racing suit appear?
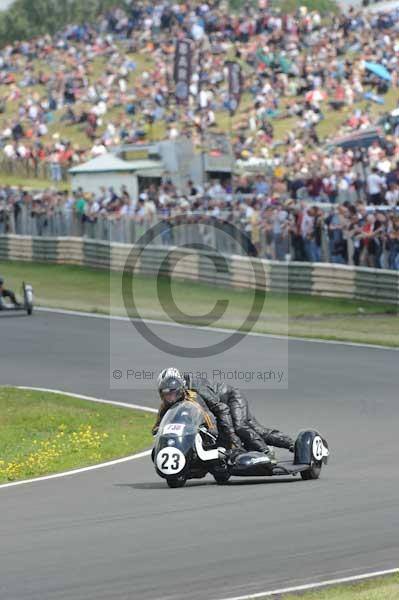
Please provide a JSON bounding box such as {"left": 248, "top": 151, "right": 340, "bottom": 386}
{"left": 214, "top": 383, "right": 294, "bottom": 454}
{"left": 182, "top": 376, "right": 243, "bottom": 449}
{"left": 154, "top": 380, "right": 242, "bottom": 449}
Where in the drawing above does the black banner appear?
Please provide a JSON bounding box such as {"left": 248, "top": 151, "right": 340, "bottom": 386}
{"left": 226, "top": 61, "right": 243, "bottom": 115}
{"left": 174, "top": 39, "right": 192, "bottom": 104}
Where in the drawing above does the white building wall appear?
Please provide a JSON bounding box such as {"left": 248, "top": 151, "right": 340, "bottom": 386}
{"left": 70, "top": 172, "right": 138, "bottom": 201}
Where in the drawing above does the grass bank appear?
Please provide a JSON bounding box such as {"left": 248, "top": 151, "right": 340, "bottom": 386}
{"left": 0, "top": 260, "right": 398, "bottom": 346}
{"left": 0, "top": 387, "right": 154, "bottom": 483}
{"left": 0, "top": 174, "right": 69, "bottom": 190}
{"left": 278, "top": 572, "right": 399, "bottom": 599}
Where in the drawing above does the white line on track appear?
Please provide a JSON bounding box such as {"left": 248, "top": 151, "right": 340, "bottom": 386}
{"left": 36, "top": 307, "right": 399, "bottom": 352}
{"left": 0, "top": 386, "right": 155, "bottom": 490}
{"left": 16, "top": 386, "right": 157, "bottom": 414}
{"left": 216, "top": 567, "right": 399, "bottom": 600}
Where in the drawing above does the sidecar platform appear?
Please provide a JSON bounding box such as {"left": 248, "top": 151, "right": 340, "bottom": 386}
{"left": 229, "top": 452, "right": 311, "bottom": 477}
{"left": 271, "top": 461, "right": 311, "bottom": 476}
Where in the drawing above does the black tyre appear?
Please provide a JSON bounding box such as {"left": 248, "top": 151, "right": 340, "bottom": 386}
{"left": 213, "top": 470, "right": 231, "bottom": 485}
{"left": 301, "top": 463, "right": 322, "bottom": 480}
{"left": 167, "top": 477, "right": 186, "bottom": 488}
{"left": 23, "top": 283, "right": 34, "bottom": 316}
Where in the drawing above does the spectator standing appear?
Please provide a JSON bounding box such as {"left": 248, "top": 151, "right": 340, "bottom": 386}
{"left": 366, "top": 167, "right": 386, "bottom": 205}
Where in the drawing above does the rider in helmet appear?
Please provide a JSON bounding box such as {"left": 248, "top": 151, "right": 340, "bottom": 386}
{"left": 215, "top": 383, "right": 294, "bottom": 454}
{"left": 0, "top": 276, "right": 21, "bottom": 308}
{"left": 158, "top": 372, "right": 186, "bottom": 410}
{"left": 153, "top": 368, "right": 243, "bottom": 450}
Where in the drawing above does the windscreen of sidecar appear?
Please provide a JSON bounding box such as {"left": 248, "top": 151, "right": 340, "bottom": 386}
{"left": 159, "top": 400, "right": 204, "bottom": 436}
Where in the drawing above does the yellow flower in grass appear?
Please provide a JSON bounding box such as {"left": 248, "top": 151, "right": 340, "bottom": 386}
{"left": 2, "top": 423, "right": 109, "bottom": 481}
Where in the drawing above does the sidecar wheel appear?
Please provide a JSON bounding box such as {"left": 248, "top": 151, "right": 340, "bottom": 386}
{"left": 212, "top": 467, "right": 231, "bottom": 485}
{"left": 214, "top": 473, "right": 231, "bottom": 485}
{"left": 167, "top": 477, "right": 186, "bottom": 488}
{"left": 301, "top": 463, "right": 322, "bottom": 480}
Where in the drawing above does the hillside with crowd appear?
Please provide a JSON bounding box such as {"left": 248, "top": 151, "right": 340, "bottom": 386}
{"left": 0, "top": 0, "right": 399, "bottom": 269}
{"left": 0, "top": 1, "right": 398, "bottom": 171}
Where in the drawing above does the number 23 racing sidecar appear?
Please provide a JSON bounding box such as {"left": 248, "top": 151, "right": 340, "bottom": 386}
{"left": 152, "top": 400, "right": 329, "bottom": 488}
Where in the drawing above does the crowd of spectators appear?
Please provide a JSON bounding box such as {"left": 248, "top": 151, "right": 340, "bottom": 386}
{"left": 1, "top": 172, "right": 399, "bottom": 269}
{"left": 1, "top": 0, "right": 399, "bottom": 181}
{"left": 1, "top": 1, "right": 399, "bottom": 270}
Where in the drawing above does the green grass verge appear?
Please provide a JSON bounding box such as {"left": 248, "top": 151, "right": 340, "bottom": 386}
{"left": 0, "top": 387, "right": 154, "bottom": 483}
{"left": 0, "top": 174, "right": 69, "bottom": 190}
{"left": 269, "top": 0, "right": 338, "bottom": 15}
{"left": 279, "top": 573, "right": 399, "bottom": 599}
{"left": 0, "top": 260, "right": 398, "bottom": 347}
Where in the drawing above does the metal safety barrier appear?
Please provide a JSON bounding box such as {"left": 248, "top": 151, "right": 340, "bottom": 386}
{"left": 1, "top": 235, "right": 398, "bottom": 305}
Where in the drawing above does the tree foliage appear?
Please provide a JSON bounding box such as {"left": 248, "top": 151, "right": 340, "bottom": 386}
{"left": 0, "top": 0, "right": 122, "bottom": 45}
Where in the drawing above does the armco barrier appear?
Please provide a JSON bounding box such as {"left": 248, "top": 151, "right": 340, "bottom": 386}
{"left": 0, "top": 235, "right": 9, "bottom": 261}
{"left": 0, "top": 235, "right": 398, "bottom": 306}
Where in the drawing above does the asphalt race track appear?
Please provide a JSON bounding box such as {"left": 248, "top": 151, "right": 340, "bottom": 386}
{"left": 1, "top": 310, "right": 398, "bottom": 600}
